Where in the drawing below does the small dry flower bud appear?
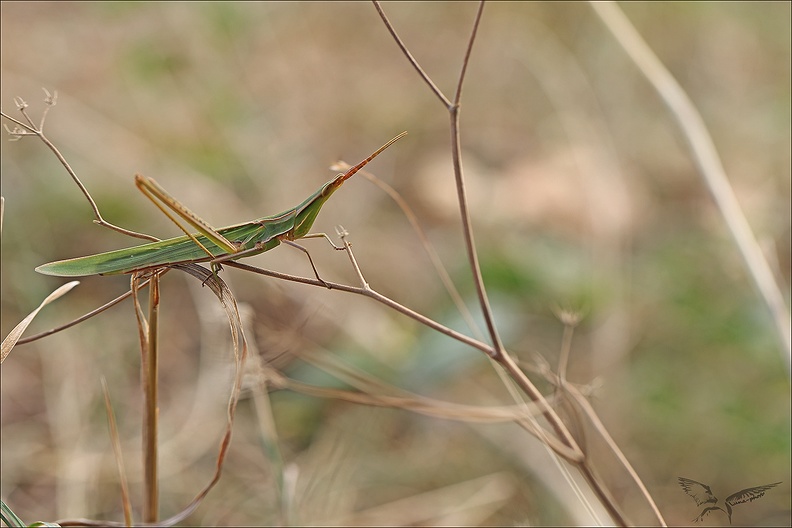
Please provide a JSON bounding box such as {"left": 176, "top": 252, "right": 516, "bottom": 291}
{"left": 42, "top": 88, "right": 58, "bottom": 106}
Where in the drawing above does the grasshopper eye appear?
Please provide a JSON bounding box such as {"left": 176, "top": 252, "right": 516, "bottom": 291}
{"left": 321, "top": 181, "right": 336, "bottom": 197}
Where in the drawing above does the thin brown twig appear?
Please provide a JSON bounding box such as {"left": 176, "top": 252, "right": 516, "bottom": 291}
{"left": 341, "top": 232, "right": 585, "bottom": 460}
{"left": 372, "top": 1, "right": 508, "bottom": 362}
{"left": 452, "top": 1, "right": 485, "bottom": 107}
{"left": 372, "top": 1, "right": 452, "bottom": 110}
{"left": 570, "top": 384, "right": 666, "bottom": 526}
{"left": 333, "top": 163, "right": 484, "bottom": 341}
{"left": 446, "top": 2, "right": 509, "bottom": 361}
{"left": 16, "top": 276, "right": 155, "bottom": 345}
{"left": 1, "top": 92, "right": 158, "bottom": 242}
{"left": 226, "top": 259, "right": 495, "bottom": 356}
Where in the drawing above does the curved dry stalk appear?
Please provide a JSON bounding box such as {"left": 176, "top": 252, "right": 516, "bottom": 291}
{"left": 158, "top": 263, "right": 248, "bottom": 526}
{"left": 445, "top": 1, "right": 508, "bottom": 359}
{"left": 591, "top": 0, "right": 791, "bottom": 369}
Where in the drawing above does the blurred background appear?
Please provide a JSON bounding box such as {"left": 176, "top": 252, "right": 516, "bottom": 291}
{"left": 1, "top": 2, "right": 789, "bottom": 526}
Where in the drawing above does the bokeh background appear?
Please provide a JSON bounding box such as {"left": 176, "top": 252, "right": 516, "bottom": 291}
{"left": 1, "top": 2, "right": 789, "bottom": 526}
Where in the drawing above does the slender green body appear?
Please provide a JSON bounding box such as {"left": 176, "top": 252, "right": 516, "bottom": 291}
{"left": 36, "top": 133, "right": 405, "bottom": 277}
{"left": 36, "top": 211, "right": 293, "bottom": 277}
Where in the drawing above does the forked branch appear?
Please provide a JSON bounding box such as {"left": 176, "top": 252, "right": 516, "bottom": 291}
{"left": 1, "top": 90, "right": 158, "bottom": 242}
{"left": 371, "top": 2, "right": 667, "bottom": 525}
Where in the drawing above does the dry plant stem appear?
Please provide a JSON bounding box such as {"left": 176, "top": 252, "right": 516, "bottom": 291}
{"left": 227, "top": 261, "right": 493, "bottom": 354}
{"left": 591, "top": 1, "right": 792, "bottom": 368}
{"left": 271, "top": 373, "right": 548, "bottom": 423}
{"left": 56, "top": 264, "right": 248, "bottom": 528}
{"left": 373, "top": 0, "right": 493, "bottom": 343}
{"left": 553, "top": 318, "right": 586, "bottom": 448}
{"left": 1, "top": 97, "right": 158, "bottom": 242}
{"left": 101, "top": 377, "right": 134, "bottom": 527}
{"left": 339, "top": 230, "right": 634, "bottom": 520}
{"left": 554, "top": 317, "right": 666, "bottom": 525}
{"left": 161, "top": 264, "right": 248, "bottom": 527}
{"left": 287, "top": 345, "right": 558, "bottom": 423}
{"left": 133, "top": 271, "right": 161, "bottom": 523}
{"left": 570, "top": 385, "right": 667, "bottom": 526}
{"left": 145, "top": 273, "right": 160, "bottom": 522}
{"left": 374, "top": 0, "right": 583, "bottom": 459}
{"left": 372, "top": 3, "right": 642, "bottom": 525}
{"left": 372, "top": 2, "right": 452, "bottom": 109}
{"left": 556, "top": 324, "right": 635, "bottom": 526}
{"left": 350, "top": 166, "right": 483, "bottom": 340}
{"left": 449, "top": 113, "right": 500, "bottom": 352}
{"left": 236, "top": 238, "right": 580, "bottom": 460}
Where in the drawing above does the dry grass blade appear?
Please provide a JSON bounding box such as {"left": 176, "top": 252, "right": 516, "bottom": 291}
{"left": 100, "top": 377, "right": 133, "bottom": 527}
{"left": 251, "top": 384, "right": 290, "bottom": 524}
{"left": 1, "top": 280, "right": 79, "bottom": 363}
{"left": 329, "top": 472, "right": 514, "bottom": 526}
{"left": 591, "top": 0, "right": 791, "bottom": 369}
{"left": 270, "top": 347, "right": 547, "bottom": 423}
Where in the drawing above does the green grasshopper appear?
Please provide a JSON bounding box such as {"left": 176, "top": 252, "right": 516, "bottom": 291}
{"left": 36, "top": 132, "right": 406, "bottom": 280}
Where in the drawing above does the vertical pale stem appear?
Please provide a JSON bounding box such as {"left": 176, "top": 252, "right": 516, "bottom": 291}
{"left": 143, "top": 273, "right": 160, "bottom": 522}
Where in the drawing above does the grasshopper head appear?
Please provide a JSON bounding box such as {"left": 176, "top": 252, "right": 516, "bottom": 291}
{"left": 292, "top": 132, "right": 406, "bottom": 239}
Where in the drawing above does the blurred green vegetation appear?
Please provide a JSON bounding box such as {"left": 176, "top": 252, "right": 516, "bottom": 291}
{"left": 2, "top": 2, "right": 789, "bottom": 526}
